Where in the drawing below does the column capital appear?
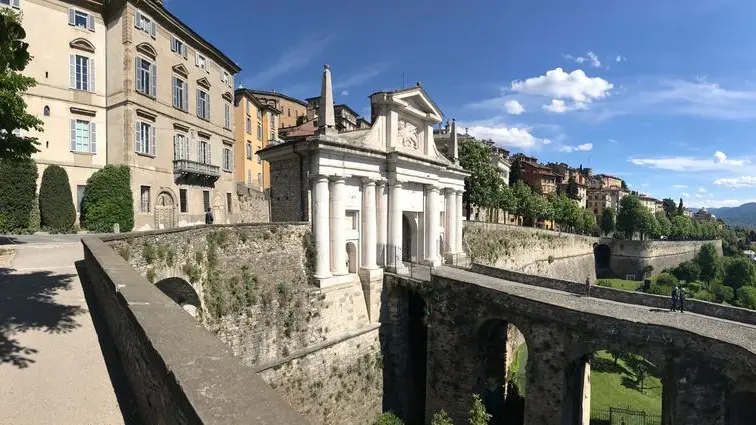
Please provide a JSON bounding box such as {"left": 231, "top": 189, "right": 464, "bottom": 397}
{"left": 390, "top": 180, "right": 403, "bottom": 188}
{"left": 312, "top": 174, "right": 330, "bottom": 183}
{"left": 361, "top": 177, "right": 376, "bottom": 186}
{"left": 329, "top": 175, "right": 346, "bottom": 183}
{"left": 455, "top": 189, "right": 464, "bottom": 196}
{"left": 376, "top": 180, "right": 388, "bottom": 188}
{"left": 445, "top": 187, "right": 457, "bottom": 196}
{"left": 425, "top": 184, "right": 440, "bottom": 193}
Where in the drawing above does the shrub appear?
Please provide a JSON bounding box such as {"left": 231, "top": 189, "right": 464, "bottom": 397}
{"left": 711, "top": 283, "right": 734, "bottom": 303}
{"left": 672, "top": 260, "right": 701, "bottom": 283}
{"left": 655, "top": 273, "right": 679, "bottom": 287}
{"left": 693, "top": 290, "right": 716, "bottom": 303}
{"left": 373, "top": 412, "right": 404, "bottom": 425}
{"left": 81, "top": 165, "right": 134, "bottom": 232}
{"left": 28, "top": 194, "right": 40, "bottom": 233}
{"left": 683, "top": 281, "right": 702, "bottom": 293}
{"left": 736, "top": 286, "right": 756, "bottom": 310}
{"left": 431, "top": 410, "right": 453, "bottom": 425}
{"left": 0, "top": 158, "right": 38, "bottom": 232}
{"left": 469, "top": 394, "right": 492, "bottom": 425}
{"left": 596, "top": 279, "right": 612, "bottom": 287}
{"left": 647, "top": 284, "right": 673, "bottom": 296}
{"left": 39, "top": 165, "right": 76, "bottom": 232}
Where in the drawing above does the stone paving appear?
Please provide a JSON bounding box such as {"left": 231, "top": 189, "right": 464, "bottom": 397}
{"left": 0, "top": 238, "right": 126, "bottom": 425}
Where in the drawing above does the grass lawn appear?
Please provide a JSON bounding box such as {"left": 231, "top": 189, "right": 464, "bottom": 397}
{"left": 597, "top": 278, "right": 643, "bottom": 291}
{"left": 591, "top": 350, "right": 662, "bottom": 415}
{"left": 507, "top": 343, "right": 528, "bottom": 396}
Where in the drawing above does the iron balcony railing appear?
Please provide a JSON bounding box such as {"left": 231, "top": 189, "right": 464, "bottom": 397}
{"left": 173, "top": 159, "right": 221, "bottom": 178}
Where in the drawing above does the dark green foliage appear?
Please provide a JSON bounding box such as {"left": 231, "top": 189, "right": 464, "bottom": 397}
{"left": 565, "top": 175, "right": 580, "bottom": 200}
{"left": 723, "top": 256, "right": 756, "bottom": 290}
{"left": 672, "top": 260, "right": 701, "bottom": 283}
{"left": 677, "top": 198, "right": 684, "bottom": 216}
{"left": 28, "top": 193, "right": 40, "bottom": 233}
{"left": 655, "top": 273, "right": 678, "bottom": 287}
{"left": 81, "top": 165, "right": 134, "bottom": 232}
{"left": 468, "top": 394, "right": 492, "bottom": 425}
{"left": 373, "top": 412, "right": 404, "bottom": 425}
{"left": 431, "top": 410, "right": 453, "bottom": 425}
{"left": 693, "top": 289, "right": 716, "bottom": 303}
{"left": 38, "top": 165, "right": 76, "bottom": 232}
{"left": 647, "top": 284, "right": 673, "bottom": 296}
{"left": 0, "top": 157, "right": 37, "bottom": 232}
{"left": 662, "top": 198, "right": 677, "bottom": 217}
{"left": 600, "top": 208, "right": 615, "bottom": 236}
{"left": 712, "top": 283, "right": 735, "bottom": 303}
{"left": 736, "top": 286, "right": 756, "bottom": 309}
{"left": 696, "top": 243, "right": 720, "bottom": 284}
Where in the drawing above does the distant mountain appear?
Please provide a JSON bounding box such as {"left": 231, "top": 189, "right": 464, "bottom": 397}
{"left": 708, "top": 202, "right": 756, "bottom": 227}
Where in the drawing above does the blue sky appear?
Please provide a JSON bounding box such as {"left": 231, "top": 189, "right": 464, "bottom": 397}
{"left": 168, "top": 0, "right": 756, "bottom": 208}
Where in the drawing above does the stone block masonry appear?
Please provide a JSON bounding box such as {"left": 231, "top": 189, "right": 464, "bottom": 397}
{"left": 603, "top": 238, "right": 723, "bottom": 278}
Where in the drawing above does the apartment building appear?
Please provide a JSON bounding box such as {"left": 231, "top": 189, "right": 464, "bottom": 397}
{"left": 305, "top": 97, "right": 369, "bottom": 132}
{"left": 233, "top": 88, "right": 281, "bottom": 190}
{"left": 12, "top": 0, "right": 107, "bottom": 218}
{"left": 102, "top": 0, "right": 241, "bottom": 230}
{"left": 588, "top": 187, "right": 628, "bottom": 218}
{"left": 516, "top": 155, "right": 558, "bottom": 196}
{"left": 246, "top": 90, "right": 306, "bottom": 128}
{"left": 638, "top": 195, "right": 662, "bottom": 215}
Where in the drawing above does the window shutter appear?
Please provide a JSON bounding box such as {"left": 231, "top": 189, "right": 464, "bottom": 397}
{"left": 134, "top": 11, "right": 141, "bottom": 29}
{"left": 151, "top": 63, "right": 157, "bottom": 97}
{"left": 88, "top": 14, "right": 95, "bottom": 31}
{"left": 171, "top": 76, "right": 176, "bottom": 107}
{"left": 196, "top": 90, "right": 201, "bottom": 116}
{"left": 208, "top": 143, "right": 212, "bottom": 165}
{"left": 150, "top": 22, "right": 156, "bottom": 39}
{"left": 69, "top": 54, "right": 76, "bottom": 89}
{"left": 70, "top": 119, "right": 76, "bottom": 152}
{"left": 182, "top": 44, "right": 188, "bottom": 59}
{"left": 134, "top": 121, "right": 140, "bottom": 153}
{"left": 89, "top": 58, "right": 95, "bottom": 92}
{"left": 170, "top": 37, "right": 176, "bottom": 53}
{"left": 172, "top": 134, "right": 178, "bottom": 160}
{"left": 11, "top": 0, "right": 19, "bottom": 8}
{"left": 197, "top": 139, "right": 202, "bottom": 162}
{"left": 150, "top": 125, "right": 156, "bottom": 156}
{"left": 207, "top": 94, "right": 210, "bottom": 119}
{"left": 90, "top": 122, "right": 96, "bottom": 153}
{"left": 195, "top": 52, "right": 200, "bottom": 67}
{"left": 184, "top": 81, "right": 189, "bottom": 112}
{"left": 185, "top": 136, "right": 190, "bottom": 159}
{"left": 68, "top": 8, "right": 75, "bottom": 25}
{"left": 135, "top": 57, "right": 142, "bottom": 92}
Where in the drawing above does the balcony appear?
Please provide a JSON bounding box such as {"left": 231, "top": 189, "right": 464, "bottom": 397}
{"left": 173, "top": 159, "right": 220, "bottom": 183}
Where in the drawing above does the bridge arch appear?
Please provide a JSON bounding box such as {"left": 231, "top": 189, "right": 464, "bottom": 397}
{"left": 155, "top": 277, "right": 200, "bottom": 318}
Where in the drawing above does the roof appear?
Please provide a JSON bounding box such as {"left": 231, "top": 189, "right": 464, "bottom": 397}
{"left": 334, "top": 104, "right": 360, "bottom": 119}
{"left": 597, "top": 173, "right": 623, "bottom": 181}
{"left": 234, "top": 89, "right": 281, "bottom": 114}
{"left": 247, "top": 90, "right": 308, "bottom": 107}
{"left": 370, "top": 85, "right": 445, "bottom": 119}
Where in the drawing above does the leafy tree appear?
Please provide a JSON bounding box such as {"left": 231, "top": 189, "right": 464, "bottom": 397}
{"left": 373, "top": 412, "right": 404, "bottom": 425}
{"left": 0, "top": 157, "right": 37, "bottom": 232}
{"left": 736, "top": 286, "right": 756, "bottom": 310}
{"left": 39, "top": 165, "right": 76, "bottom": 232}
{"left": 638, "top": 209, "right": 660, "bottom": 240}
{"left": 616, "top": 195, "right": 646, "bottom": 239}
{"left": 662, "top": 198, "right": 677, "bottom": 217}
{"left": 565, "top": 175, "right": 580, "bottom": 200}
{"left": 431, "top": 410, "right": 454, "bottom": 425}
{"left": 550, "top": 195, "right": 580, "bottom": 231}
{"left": 670, "top": 215, "right": 693, "bottom": 240}
{"left": 512, "top": 180, "right": 533, "bottom": 220}
{"left": 580, "top": 208, "right": 597, "bottom": 235}
{"left": 496, "top": 184, "right": 517, "bottom": 214}
{"left": 459, "top": 138, "right": 500, "bottom": 219}
{"left": 522, "top": 192, "right": 551, "bottom": 227}
{"left": 712, "top": 283, "right": 735, "bottom": 303}
{"left": 677, "top": 198, "right": 684, "bottom": 216}
{"left": 509, "top": 159, "right": 523, "bottom": 186}
{"left": 0, "top": 9, "right": 44, "bottom": 160}
{"left": 723, "top": 256, "right": 756, "bottom": 290}
{"left": 621, "top": 180, "right": 628, "bottom": 190}
{"left": 656, "top": 272, "right": 679, "bottom": 287}
{"left": 696, "top": 243, "right": 720, "bottom": 286}
{"left": 81, "top": 165, "right": 134, "bottom": 233}
{"left": 655, "top": 211, "right": 672, "bottom": 237}
{"left": 468, "top": 394, "right": 491, "bottom": 425}
{"left": 672, "top": 260, "right": 701, "bottom": 283}
{"left": 600, "top": 208, "right": 615, "bottom": 236}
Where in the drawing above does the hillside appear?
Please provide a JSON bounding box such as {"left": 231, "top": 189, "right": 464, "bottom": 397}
{"left": 708, "top": 203, "right": 756, "bottom": 227}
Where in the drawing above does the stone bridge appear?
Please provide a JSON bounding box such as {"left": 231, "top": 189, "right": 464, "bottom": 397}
{"left": 386, "top": 267, "right": 756, "bottom": 425}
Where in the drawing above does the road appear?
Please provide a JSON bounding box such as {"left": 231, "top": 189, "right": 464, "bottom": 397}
{"left": 0, "top": 236, "right": 128, "bottom": 425}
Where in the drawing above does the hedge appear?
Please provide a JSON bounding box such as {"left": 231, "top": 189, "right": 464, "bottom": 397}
{"left": 39, "top": 164, "right": 76, "bottom": 232}
{"left": 0, "top": 157, "right": 38, "bottom": 233}
{"left": 81, "top": 165, "right": 134, "bottom": 232}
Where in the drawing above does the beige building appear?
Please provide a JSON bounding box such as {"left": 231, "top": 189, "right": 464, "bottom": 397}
{"left": 102, "top": 0, "right": 241, "bottom": 230}
{"left": 233, "top": 89, "right": 281, "bottom": 190}
{"left": 246, "top": 90, "right": 307, "bottom": 128}
{"left": 638, "top": 195, "right": 662, "bottom": 215}
{"left": 15, "top": 0, "right": 107, "bottom": 219}
{"left": 587, "top": 187, "right": 628, "bottom": 218}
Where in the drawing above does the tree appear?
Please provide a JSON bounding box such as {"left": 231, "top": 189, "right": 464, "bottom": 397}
{"left": 0, "top": 9, "right": 44, "bottom": 160}
{"left": 459, "top": 138, "right": 501, "bottom": 219}
{"left": 580, "top": 208, "right": 597, "bottom": 235}
{"left": 677, "top": 198, "right": 684, "bottom": 216}
{"left": 600, "top": 208, "right": 615, "bottom": 236}
{"left": 616, "top": 195, "right": 646, "bottom": 240}
{"left": 656, "top": 272, "right": 679, "bottom": 287}
{"left": 662, "top": 198, "right": 677, "bottom": 217}
{"left": 512, "top": 180, "right": 532, "bottom": 221}
{"left": 468, "top": 394, "right": 491, "bottom": 425}
{"left": 81, "top": 165, "right": 134, "bottom": 232}
{"left": 522, "top": 192, "right": 550, "bottom": 227}
{"left": 724, "top": 256, "right": 756, "bottom": 290}
{"left": 696, "top": 243, "right": 720, "bottom": 286}
{"left": 0, "top": 157, "right": 37, "bottom": 232}
{"left": 509, "top": 159, "right": 523, "bottom": 186}
{"left": 673, "top": 261, "right": 701, "bottom": 283}
{"left": 736, "top": 286, "right": 756, "bottom": 310}
{"left": 621, "top": 180, "right": 628, "bottom": 190}
{"left": 38, "top": 165, "right": 76, "bottom": 232}
{"left": 670, "top": 215, "right": 693, "bottom": 240}
{"left": 565, "top": 175, "right": 580, "bottom": 200}
{"left": 638, "top": 209, "right": 659, "bottom": 240}
{"left": 431, "top": 410, "right": 454, "bottom": 425}
{"left": 496, "top": 184, "right": 517, "bottom": 214}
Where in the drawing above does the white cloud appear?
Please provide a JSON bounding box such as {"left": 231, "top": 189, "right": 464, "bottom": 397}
{"left": 558, "top": 143, "right": 593, "bottom": 153}
{"left": 463, "top": 120, "right": 551, "bottom": 150}
{"left": 699, "top": 187, "right": 708, "bottom": 193}
{"left": 672, "top": 184, "right": 688, "bottom": 188}
{"left": 511, "top": 68, "right": 613, "bottom": 104}
{"left": 608, "top": 138, "right": 619, "bottom": 144}
{"left": 244, "top": 35, "right": 336, "bottom": 87}
{"left": 504, "top": 99, "right": 525, "bottom": 115}
{"left": 615, "top": 55, "right": 626, "bottom": 63}
{"left": 695, "top": 194, "right": 703, "bottom": 198}
{"left": 682, "top": 192, "right": 691, "bottom": 198}
{"left": 564, "top": 52, "right": 602, "bottom": 68}
{"left": 586, "top": 52, "right": 601, "bottom": 68}
{"left": 340, "top": 89, "right": 349, "bottom": 96}
{"left": 714, "top": 176, "right": 756, "bottom": 188}
{"left": 542, "top": 99, "right": 588, "bottom": 113}
{"left": 629, "top": 151, "right": 747, "bottom": 172}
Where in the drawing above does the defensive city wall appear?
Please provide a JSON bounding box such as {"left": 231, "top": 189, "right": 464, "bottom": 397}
{"left": 599, "top": 237, "right": 724, "bottom": 278}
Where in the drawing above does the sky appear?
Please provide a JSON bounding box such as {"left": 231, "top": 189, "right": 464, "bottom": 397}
{"left": 166, "top": 0, "right": 756, "bottom": 209}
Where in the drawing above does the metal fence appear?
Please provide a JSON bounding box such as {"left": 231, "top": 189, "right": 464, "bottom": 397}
{"left": 389, "top": 246, "right": 434, "bottom": 281}
{"left": 591, "top": 407, "right": 662, "bottom": 425}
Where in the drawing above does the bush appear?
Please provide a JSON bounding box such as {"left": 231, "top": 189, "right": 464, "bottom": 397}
{"left": 655, "top": 273, "right": 679, "bottom": 287}
{"left": 596, "top": 279, "right": 612, "bottom": 287}
{"left": 28, "top": 194, "right": 40, "bottom": 233}
{"left": 81, "top": 165, "right": 134, "bottom": 232}
{"left": 0, "top": 158, "right": 38, "bottom": 232}
{"left": 431, "top": 410, "right": 453, "bottom": 425}
{"left": 39, "top": 165, "right": 76, "bottom": 232}
{"left": 373, "top": 412, "right": 404, "bottom": 425}
{"left": 736, "top": 286, "right": 756, "bottom": 310}
{"left": 693, "top": 290, "right": 716, "bottom": 303}
{"left": 712, "top": 283, "right": 735, "bottom": 303}
{"left": 647, "top": 284, "right": 673, "bottom": 296}
{"left": 672, "top": 260, "right": 701, "bottom": 283}
{"left": 683, "top": 281, "right": 702, "bottom": 293}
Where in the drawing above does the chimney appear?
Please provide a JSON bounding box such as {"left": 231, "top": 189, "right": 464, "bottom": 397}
{"left": 317, "top": 65, "right": 337, "bottom": 136}
{"left": 450, "top": 118, "right": 459, "bottom": 164}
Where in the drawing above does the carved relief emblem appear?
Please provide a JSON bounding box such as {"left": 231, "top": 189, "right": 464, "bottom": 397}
{"left": 398, "top": 120, "right": 418, "bottom": 150}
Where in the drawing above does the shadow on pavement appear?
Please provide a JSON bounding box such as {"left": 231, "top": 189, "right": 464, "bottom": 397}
{"left": 0, "top": 267, "right": 83, "bottom": 368}
{"left": 75, "top": 260, "right": 143, "bottom": 425}
{"left": 0, "top": 236, "right": 28, "bottom": 246}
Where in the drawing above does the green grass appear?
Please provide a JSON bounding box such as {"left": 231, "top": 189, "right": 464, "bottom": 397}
{"left": 507, "top": 343, "right": 528, "bottom": 396}
{"left": 590, "top": 351, "right": 662, "bottom": 415}
{"left": 597, "top": 278, "right": 643, "bottom": 291}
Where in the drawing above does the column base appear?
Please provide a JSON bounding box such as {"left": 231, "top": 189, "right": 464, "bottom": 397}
{"left": 386, "top": 264, "right": 409, "bottom": 275}
{"left": 317, "top": 273, "right": 355, "bottom": 288}
{"left": 444, "top": 252, "right": 468, "bottom": 267}
{"left": 423, "top": 257, "right": 442, "bottom": 268}
{"left": 359, "top": 267, "right": 384, "bottom": 323}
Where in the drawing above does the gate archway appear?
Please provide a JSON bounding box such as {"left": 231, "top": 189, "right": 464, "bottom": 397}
{"left": 155, "top": 191, "right": 175, "bottom": 230}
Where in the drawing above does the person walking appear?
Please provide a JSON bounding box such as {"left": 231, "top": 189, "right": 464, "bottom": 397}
{"left": 679, "top": 289, "right": 686, "bottom": 313}
{"left": 671, "top": 286, "right": 679, "bottom": 312}
{"left": 205, "top": 208, "right": 214, "bottom": 225}
{"left": 585, "top": 277, "right": 591, "bottom": 297}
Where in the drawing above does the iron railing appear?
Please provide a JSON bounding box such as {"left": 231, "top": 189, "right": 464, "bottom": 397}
{"left": 591, "top": 407, "right": 661, "bottom": 425}
{"left": 389, "top": 246, "right": 434, "bottom": 281}
{"left": 173, "top": 159, "right": 221, "bottom": 177}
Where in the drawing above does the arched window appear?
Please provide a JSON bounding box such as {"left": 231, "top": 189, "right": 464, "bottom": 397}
{"left": 43, "top": 106, "right": 50, "bottom": 116}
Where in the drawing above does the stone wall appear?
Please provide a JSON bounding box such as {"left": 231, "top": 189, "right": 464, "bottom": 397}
{"left": 79, "top": 237, "right": 306, "bottom": 425}
{"left": 602, "top": 238, "right": 723, "bottom": 278}
{"left": 463, "top": 222, "right": 598, "bottom": 282}
{"left": 236, "top": 184, "right": 270, "bottom": 223}
{"left": 269, "top": 157, "right": 305, "bottom": 222}
{"left": 105, "top": 224, "right": 383, "bottom": 425}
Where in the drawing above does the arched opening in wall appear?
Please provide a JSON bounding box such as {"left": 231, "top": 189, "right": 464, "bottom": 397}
{"left": 346, "top": 241, "right": 358, "bottom": 273}
{"left": 476, "top": 319, "right": 528, "bottom": 425}
{"left": 727, "top": 391, "right": 756, "bottom": 424}
{"left": 155, "top": 277, "right": 201, "bottom": 319}
{"left": 405, "top": 289, "right": 428, "bottom": 425}
{"left": 155, "top": 191, "right": 175, "bottom": 230}
{"left": 594, "top": 243, "right": 612, "bottom": 278}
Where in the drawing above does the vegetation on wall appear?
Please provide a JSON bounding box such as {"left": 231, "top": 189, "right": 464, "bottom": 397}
{"left": 0, "top": 157, "right": 37, "bottom": 233}
{"left": 81, "top": 165, "right": 134, "bottom": 233}
{"left": 372, "top": 394, "right": 492, "bottom": 425}
{"left": 39, "top": 164, "right": 76, "bottom": 232}
{"left": 464, "top": 223, "right": 574, "bottom": 265}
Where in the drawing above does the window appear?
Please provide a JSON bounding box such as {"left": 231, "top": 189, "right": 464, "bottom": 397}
{"left": 257, "top": 109, "right": 262, "bottom": 120}
{"left": 43, "top": 106, "right": 50, "bottom": 116}
{"left": 68, "top": 9, "right": 94, "bottom": 31}
{"left": 226, "top": 193, "right": 232, "bottom": 213}
{"left": 257, "top": 121, "right": 262, "bottom": 140}
{"left": 140, "top": 186, "right": 151, "bottom": 213}
{"left": 246, "top": 142, "right": 252, "bottom": 160}
{"left": 195, "top": 52, "right": 207, "bottom": 71}
{"left": 173, "top": 133, "right": 189, "bottom": 160}
{"left": 222, "top": 145, "right": 233, "bottom": 172}
{"left": 135, "top": 57, "right": 156, "bottom": 97}
{"left": 245, "top": 117, "right": 251, "bottom": 133}
{"left": 222, "top": 70, "right": 230, "bottom": 87}
{"left": 257, "top": 145, "right": 261, "bottom": 164}
{"left": 134, "top": 10, "right": 156, "bottom": 38}
{"left": 224, "top": 102, "right": 231, "bottom": 129}
{"left": 257, "top": 173, "right": 262, "bottom": 186}
{"left": 269, "top": 112, "right": 275, "bottom": 129}
{"left": 247, "top": 170, "right": 252, "bottom": 184}
{"left": 179, "top": 189, "right": 187, "bottom": 213}
{"left": 172, "top": 76, "right": 187, "bottom": 111}
{"left": 246, "top": 99, "right": 251, "bottom": 113}
{"left": 287, "top": 108, "right": 291, "bottom": 117}
{"left": 198, "top": 138, "right": 211, "bottom": 164}
{"left": 203, "top": 190, "right": 210, "bottom": 211}
{"left": 171, "top": 37, "right": 188, "bottom": 59}
{"left": 196, "top": 89, "right": 210, "bottom": 119}
{"left": 0, "top": 0, "right": 20, "bottom": 9}
{"left": 70, "top": 54, "right": 94, "bottom": 92}
{"left": 134, "top": 121, "right": 155, "bottom": 156}
{"left": 69, "top": 119, "right": 96, "bottom": 153}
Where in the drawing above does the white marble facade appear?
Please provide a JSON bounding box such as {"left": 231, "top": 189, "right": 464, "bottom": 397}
{"left": 260, "top": 65, "right": 467, "bottom": 287}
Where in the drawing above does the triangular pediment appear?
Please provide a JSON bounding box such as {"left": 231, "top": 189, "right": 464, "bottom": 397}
{"left": 391, "top": 87, "right": 443, "bottom": 122}
{"left": 197, "top": 77, "right": 211, "bottom": 89}
{"left": 172, "top": 63, "right": 189, "bottom": 76}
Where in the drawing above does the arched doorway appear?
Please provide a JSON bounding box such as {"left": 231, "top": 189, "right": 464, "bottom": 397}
{"left": 727, "top": 391, "right": 756, "bottom": 424}
{"left": 594, "top": 243, "right": 611, "bottom": 277}
{"left": 346, "top": 242, "right": 358, "bottom": 273}
{"left": 155, "top": 191, "right": 175, "bottom": 230}
{"left": 155, "top": 277, "right": 200, "bottom": 318}
{"left": 402, "top": 214, "right": 412, "bottom": 262}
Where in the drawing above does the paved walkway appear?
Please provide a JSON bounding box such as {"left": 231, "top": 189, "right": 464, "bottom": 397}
{"left": 0, "top": 239, "right": 126, "bottom": 425}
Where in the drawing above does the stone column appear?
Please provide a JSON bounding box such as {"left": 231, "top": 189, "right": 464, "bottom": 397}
{"left": 455, "top": 190, "right": 464, "bottom": 253}
{"left": 330, "top": 176, "right": 347, "bottom": 276}
{"left": 388, "top": 181, "right": 404, "bottom": 272}
{"left": 361, "top": 178, "right": 377, "bottom": 269}
{"left": 312, "top": 175, "right": 331, "bottom": 279}
{"left": 376, "top": 181, "right": 388, "bottom": 267}
{"left": 444, "top": 188, "right": 456, "bottom": 256}
{"left": 424, "top": 185, "right": 440, "bottom": 265}
{"left": 664, "top": 361, "right": 727, "bottom": 425}
{"left": 523, "top": 325, "right": 569, "bottom": 425}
